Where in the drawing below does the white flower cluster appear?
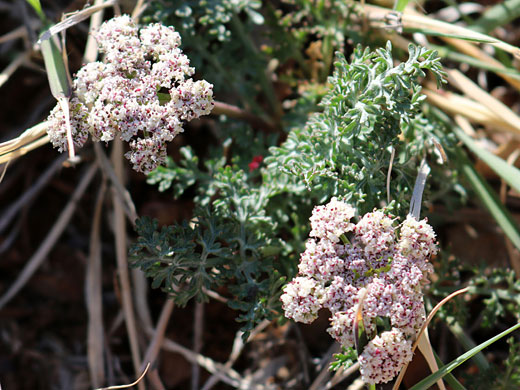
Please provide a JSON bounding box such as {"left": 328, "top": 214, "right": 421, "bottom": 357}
{"left": 280, "top": 198, "right": 438, "bottom": 384}
{"left": 46, "top": 15, "right": 214, "bottom": 173}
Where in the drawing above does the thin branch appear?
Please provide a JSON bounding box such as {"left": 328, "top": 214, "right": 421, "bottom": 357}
{"left": 147, "top": 328, "right": 277, "bottom": 390}
{"left": 110, "top": 138, "right": 144, "bottom": 390}
{"left": 0, "top": 154, "right": 66, "bottom": 235}
{"left": 201, "top": 320, "right": 272, "bottom": 390}
{"left": 0, "top": 163, "right": 98, "bottom": 309}
{"left": 212, "top": 101, "right": 278, "bottom": 133}
{"left": 95, "top": 363, "right": 150, "bottom": 390}
{"left": 141, "top": 299, "right": 174, "bottom": 365}
{"left": 94, "top": 142, "right": 138, "bottom": 225}
{"left": 192, "top": 302, "right": 204, "bottom": 390}
{"left": 86, "top": 178, "right": 108, "bottom": 387}
{"left": 0, "top": 51, "right": 29, "bottom": 88}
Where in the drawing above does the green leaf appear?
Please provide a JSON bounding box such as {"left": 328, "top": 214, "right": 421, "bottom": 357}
{"left": 457, "top": 148, "right": 520, "bottom": 251}
{"left": 40, "top": 31, "right": 71, "bottom": 99}
{"left": 394, "top": 0, "right": 409, "bottom": 12}
{"left": 409, "top": 321, "right": 520, "bottom": 390}
{"left": 26, "top": 0, "right": 45, "bottom": 21}
{"left": 434, "top": 351, "right": 467, "bottom": 390}
{"left": 470, "top": 0, "right": 520, "bottom": 34}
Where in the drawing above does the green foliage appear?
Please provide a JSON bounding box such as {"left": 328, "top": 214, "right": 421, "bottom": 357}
{"left": 130, "top": 214, "right": 231, "bottom": 305}
{"left": 329, "top": 347, "right": 358, "bottom": 371}
{"left": 265, "top": 0, "right": 357, "bottom": 82}
{"left": 459, "top": 337, "right": 520, "bottom": 390}
{"left": 146, "top": 0, "right": 263, "bottom": 42}
{"left": 132, "top": 43, "right": 453, "bottom": 333}
{"left": 267, "top": 41, "right": 447, "bottom": 214}
{"left": 143, "top": 0, "right": 271, "bottom": 113}
{"left": 430, "top": 255, "right": 520, "bottom": 329}
{"left": 469, "top": 268, "right": 520, "bottom": 328}
{"left": 131, "top": 161, "right": 287, "bottom": 336}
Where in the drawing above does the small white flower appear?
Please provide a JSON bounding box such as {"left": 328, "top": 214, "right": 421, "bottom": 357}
{"left": 359, "top": 328, "right": 413, "bottom": 384}
{"left": 399, "top": 215, "right": 438, "bottom": 261}
{"left": 309, "top": 197, "right": 355, "bottom": 242}
{"left": 45, "top": 15, "right": 214, "bottom": 173}
{"left": 280, "top": 277, "right": 323, "bottom": 324}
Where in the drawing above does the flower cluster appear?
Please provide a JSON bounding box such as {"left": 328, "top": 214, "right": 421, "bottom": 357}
{"left": 46, "top": 15, "right": 214, "bottom": 173}
{"left": 281, "top": 197, "right": 437, "bottom": 384}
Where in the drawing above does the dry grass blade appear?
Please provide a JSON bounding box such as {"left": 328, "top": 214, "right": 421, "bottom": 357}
{"left": 447, "top": 69, "right": 520, "bottom": 132}
{"left": 392, "top": 287, "right": 470, "bottom": 390}
{"left": 415, "top": 329, "right": 446, "bottom": 390}
{"left": 0, "top": 121, "right": 48, "bottom": 157}
{"left": 212, "top": 101, "right": 277, "bottom": 133}
{"left": 359, "top": 3, "right": 520, "bottom": 59}
{"left": 141, "top": 298, "right": 174, "bottom": 390}
{"left": 387, "top": 147, "right": 395, "bottom": 204}
{"left": 156, "top": 334, "right": 277, "bottom": 390}
{"left": 443, "top": 38, "right": 520, "bottom": 92}
{"left": 94, "top": 143, "right": 138, "bottom": 224}
{"left": 325, "top": 362, "right": 360, "bottom": 389}
{"left": 0, "top": 25, "right": 29, "bottom": 44}
{"left": 0, "top": 163, "right": 98, "bottom": 309}
{"left": 0, "top": 52, "right": 29, "bottom": 88}
{"left": 141, "top": 298, "right": 174, "bottom": 370}
{"left": 86, "top": 179, "right": 107, "bottom": 387}
{"left": 0, "top": 135, "right": 50, "bottom": 165}
{"left": 457, "top": 115, "right": 520, "bottom": 277}
{"left": 131, "top": 0, "right": 148, "bottom": 20}
{"left": 110, "top": 138, "right": 144, "bottom": 390}
{"left": 83, "top": 0, "right": 107, "bottom": 63}
{"left": 38, "top": 0, "right": 117, "bottom": 44}
{"left": 201, "top": 320, "right": 272, "bottom": 390}
{"left": 501, "top": 151, "right": 520, "bottom": 276}
{"left": 0, "top": 154, "right": 66, "bottom": 235}
{"left": 308, "top": 343, "right": 341, "bottom": 390}
{"left": 423, "top": 87, "right": 520, "bottom": 136}
{"left": 95, "top": 363, "right": 150, "bottom": 390}
{"left": 400, "top": 12, "right": 520, "bottom": 58}
{"left": 132, "top": 268, "right": 154, "bottom": 333}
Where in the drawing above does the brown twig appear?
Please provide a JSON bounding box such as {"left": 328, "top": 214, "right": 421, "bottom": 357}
{"left": 86, "top": 178, "right": 107, "bottom": 387}
{"left": 0, "top": 51, "right": 29, "bottom": 88}
{"left": 192, "top": 302, "right": 205, "bottom": 390}
{"left": 308, "top": 342, "right": 341, "bottom": 390}
{"left": 0, "top": 154, "right": 67, "bottom": 235}
{"left": 94, "top": 143, "right": 138, "bottom": 225}
{"left": 325, "top": 362, "right": 360, "bottom": 389}
{"left": 110, "top": 138, "right": 144, "bottom": 390}
{"left": 95, "top": 363, "right": 150, "bottom": 390}
{"left": 212, "top": 101, "right": 279, "bottom": 133}
{"left": 140, "top": 298, "right": 175, "bottom": 390}
{"left": 146, "top": 327, "right": 277, "bottom": 390}
{"left": 201, "top": 319, "right": 271, "bottom": 390}
{"left": 0, "top": 163, "right": 98, "bottom": 309}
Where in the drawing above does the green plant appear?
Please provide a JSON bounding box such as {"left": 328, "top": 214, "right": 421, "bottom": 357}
{"left": 131, "top": 42, "right": 451, "bottom": 336}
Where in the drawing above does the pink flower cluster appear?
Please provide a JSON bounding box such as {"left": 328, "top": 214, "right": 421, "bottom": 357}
{"left": 46, "top": 15, "right": 214, "bottom": 173}
{"left": 280, "top": 197, "right": 437, "bottom": 384}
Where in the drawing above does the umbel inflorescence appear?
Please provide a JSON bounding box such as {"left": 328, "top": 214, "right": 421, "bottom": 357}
{"left": 281, "top": 198, "right": 438, "bottom": 384}
{"left": 46, "top": 15, "right": 214, "bottom": 173}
